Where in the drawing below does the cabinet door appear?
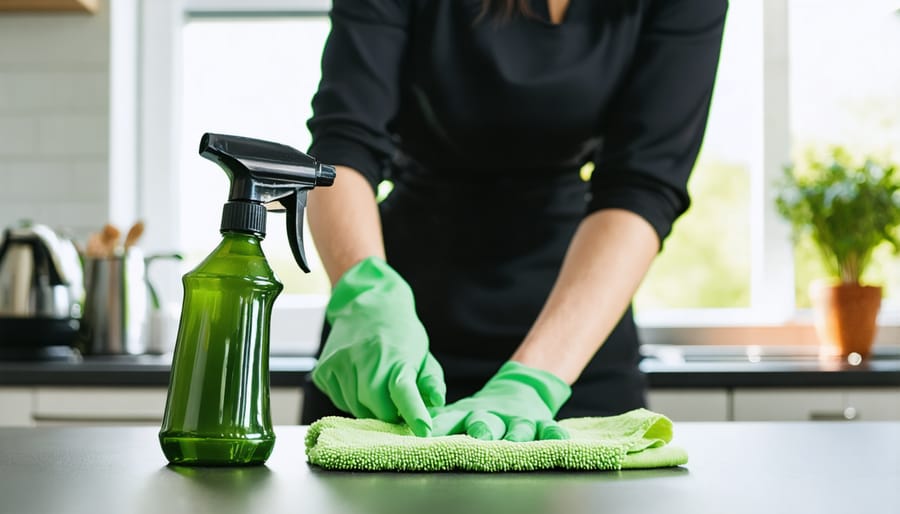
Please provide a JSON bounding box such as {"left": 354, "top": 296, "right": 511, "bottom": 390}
{"left": 271, "top": 388, "right": 302, "bottom": 425}
{"left": 0, "top": 388, "right": 34, "bottom": 427}
{"left": 33, "top": 387, "right": 167, "bottom": 425}
{"left": 843, "top": 389, "right": 900, "bottom": 421}
{"left": 31, "top": 387, "right": 304, "bottom": 426}
{"left": 646, "top": 389, "right": 729, "bottom": 421}
{"left": 734, "top": 389, "right": 848, "bottom": 421}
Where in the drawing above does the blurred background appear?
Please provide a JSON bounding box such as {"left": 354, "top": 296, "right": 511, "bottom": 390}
{"left": 2, "top": 0, "right": 900, "bottom": 353}
{"left": 1, "top": 0, "right": 899, "bottom": 427}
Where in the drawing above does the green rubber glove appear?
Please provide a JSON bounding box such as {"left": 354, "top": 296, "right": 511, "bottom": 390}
{"left": 429, "top": 361, "right": 572, "bottom": 442}
{"left": 312, "top": 257, "right": 446, "bottom": 437}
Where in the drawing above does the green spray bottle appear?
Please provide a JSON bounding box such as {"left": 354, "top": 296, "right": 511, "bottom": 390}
{"left": 159, "top": 133, "right": 335, "bottom": 466}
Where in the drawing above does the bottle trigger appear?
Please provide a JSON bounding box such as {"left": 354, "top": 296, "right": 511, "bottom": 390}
{"left": 283, "top": 190, "right": 310, "bottom": 273}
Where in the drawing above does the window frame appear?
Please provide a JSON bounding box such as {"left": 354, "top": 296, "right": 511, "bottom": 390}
{"left": 120, "top": 0, "right": 900, "bottom": 352}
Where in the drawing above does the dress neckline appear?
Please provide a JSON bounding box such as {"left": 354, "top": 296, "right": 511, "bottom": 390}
{"left": 530, "top": 0, "right": 574, "bottom": 27}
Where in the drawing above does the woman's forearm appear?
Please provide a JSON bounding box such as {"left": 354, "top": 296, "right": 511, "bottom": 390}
{"left": 307, "top": 166, "right": 385, "bottom": 285}
{"left": 511, "top": 209, "right": 659, "bottom": 384}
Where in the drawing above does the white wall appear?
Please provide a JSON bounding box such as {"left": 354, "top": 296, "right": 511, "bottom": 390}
{"left": 0, "top": 2, "right": 110, "bottom": 240}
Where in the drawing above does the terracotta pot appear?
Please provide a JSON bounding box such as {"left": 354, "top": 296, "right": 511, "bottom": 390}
{"left": 809, "top": 280, "right": 882, "bottom": 358}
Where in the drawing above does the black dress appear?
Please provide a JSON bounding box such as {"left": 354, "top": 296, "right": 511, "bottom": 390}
{"left": 301, "top": 0, "right": 727, "bottom": 422}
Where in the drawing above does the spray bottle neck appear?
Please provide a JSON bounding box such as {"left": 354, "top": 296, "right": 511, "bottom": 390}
{"left": 213, "top": 231, "right": 267, "bottom": 261}
{"left": 220, "top": 201, "right": 267, "bottom": 239}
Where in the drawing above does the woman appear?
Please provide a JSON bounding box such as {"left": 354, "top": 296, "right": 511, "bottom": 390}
{"left": 301, "top": 0, "right": 727, "bottom": 441}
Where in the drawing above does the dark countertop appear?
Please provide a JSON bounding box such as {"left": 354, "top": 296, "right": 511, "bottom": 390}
{"left": 640, "top": 357, "right": 900, "bottom": 388}
{"left": 639, "top": 344, "right": 900, "bottom": 388}
{"left": 0, "top": 423, "right": 897, "bottom": 514}
{"left": 0, "top": 354, "right": 315, "bottom": 387}
{"left": 0, "top": 345, "right": 899, "bottom": 389}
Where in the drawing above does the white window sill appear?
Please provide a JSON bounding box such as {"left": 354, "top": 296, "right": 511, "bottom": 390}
{"left": 270, "top": 294, "right": 328, "bottom": 355}
{"left": 637, "top": 308, "right": 900, "bottom": 349}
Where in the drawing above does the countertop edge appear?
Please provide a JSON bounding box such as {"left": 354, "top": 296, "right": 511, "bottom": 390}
{"left": 1, "top": 358, "right": 899, "bottom": 388}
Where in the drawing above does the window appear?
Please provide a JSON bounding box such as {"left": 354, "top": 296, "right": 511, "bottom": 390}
{"left": 132, "top": 0, "right": 900, "bottom": 351}
{"left": 179, "top": 16, "right": 332, "bottom": 296}
{"left": 788, "top": 0, "right": 900, "bottom": 308}
{"left": 634, "top": 0, "right": 761, "bottom": 310}
{"left": 128, "top": 0, "right": 334, "bottom": 354}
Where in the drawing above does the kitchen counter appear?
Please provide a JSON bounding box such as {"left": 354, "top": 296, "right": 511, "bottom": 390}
{"left": 0, "top": 354, "right": 315, "bottom": 387}
{"left": 0, "top": 422, "right": 897, "bottom": 514}
{"left": 1, "top": 346, "right": 899, "bottom": 388}
{"left": 640, "top": 344, "right": 900, "bottom": 388}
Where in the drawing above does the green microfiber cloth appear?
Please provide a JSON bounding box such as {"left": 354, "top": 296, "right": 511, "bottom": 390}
{"left": 305, "top": 408, "right": 688, "bottom": 472}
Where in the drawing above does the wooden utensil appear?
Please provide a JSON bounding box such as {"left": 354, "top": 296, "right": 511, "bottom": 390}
{"left": 124, "top": 221, "right": 145, "bottom": 250}
{"left": 85, "top": 232, "right": 106, "bottom": 258}
{"left": 100, "top": 224, "right": 120, "bottom": 257}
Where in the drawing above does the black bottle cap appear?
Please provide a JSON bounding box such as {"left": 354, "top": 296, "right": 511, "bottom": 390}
{"left": 220, "top": 201, "right": 267, "bottom": 238}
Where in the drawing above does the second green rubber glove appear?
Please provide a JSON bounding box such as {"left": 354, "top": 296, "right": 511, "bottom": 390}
{"left": 430, "top": 361, "right": 572, "bottom": 442}
{"left": 312, "top": 257, "right": 446, "bottom": 437}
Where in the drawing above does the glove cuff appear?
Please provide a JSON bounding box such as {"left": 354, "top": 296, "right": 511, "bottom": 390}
{"left": 326, "top": 256, "right": 415, "bottom": 323}
{"left": 496, "top": 361, "right": 572, "bottom": 415}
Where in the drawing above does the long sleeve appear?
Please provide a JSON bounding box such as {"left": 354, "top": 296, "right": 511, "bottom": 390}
{"left": 590, "top": 0, "right": 728, "bottom": 245}
{"left": 307, "top": 0, "right": 410, "bottom": 191}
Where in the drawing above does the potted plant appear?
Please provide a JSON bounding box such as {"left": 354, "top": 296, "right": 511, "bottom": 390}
{"left": 775, "top": 147, "right": 900, "bottom": 358}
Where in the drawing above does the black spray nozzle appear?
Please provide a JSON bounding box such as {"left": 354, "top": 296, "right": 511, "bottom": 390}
{"left": 199, "top": 132, "right": 336, "bottom": 273}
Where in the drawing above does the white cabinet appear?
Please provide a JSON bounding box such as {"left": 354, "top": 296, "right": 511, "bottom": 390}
{"left": 0, "top": 387, "right": 303, "bottom": 427}
{"left": 646, "top": 389, "right": 730, "bottom": 421}
{"left": 270, "top": 388, "right": 304, "bottom": 425}
{"left": 0, "top": 388, "right": 32, "bottom": 427}
{"left": 843, "top": 389, "right": 900, "bottom": 420}
{"left": 733, "top": 389, "right": 843, "bottom": 421}
{"left": 33, "top": 388, "right": 167, "bottom": 425}
{"left": 733, "top": 388, "right": 900, "bottom": 421}
{"left": 649, "top": 387, "right": 900, "bottom": 422}
{"left": 3, "top": 386, "right": 897, "bottom": 425}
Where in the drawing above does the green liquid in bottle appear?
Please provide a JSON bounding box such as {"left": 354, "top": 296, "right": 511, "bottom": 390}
{"left": 159, "top": 232, "right": 283, "bottom": 466}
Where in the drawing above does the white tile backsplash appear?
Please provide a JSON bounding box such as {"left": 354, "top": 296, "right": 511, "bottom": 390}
{"left": 0, "top": 71, "right": 108, "bottom": 114}
{"left": 0, "top": 1, "right": 111, "bottom": 239}
{"left": 43, "top": 201, "right": 108, "bottom": 229}
{"left": 0, "top": 75, "right": 13, "bottom": 112}
{"left": 3, "top": 161, "right": 73, "bottom": 199}
{"left": 37, "top": 114, "right": 108, "bottom": 156}
{"left": 69, "top": 159, "right": 109, "bottom": 201}
{"left": 0, "top": 116, "right": 39, "bottom": 156}
{"left": 0, "top": 11, "right": 108, "bottom": 70}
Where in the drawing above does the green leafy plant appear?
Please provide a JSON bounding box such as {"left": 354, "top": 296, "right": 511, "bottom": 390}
{"left": 775, "top": 147, "right": 900, "bottom": 284}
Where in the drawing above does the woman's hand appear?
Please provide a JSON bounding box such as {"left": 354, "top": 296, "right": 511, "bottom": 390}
{"left": 429, "top": 361, "right": 571, "bottom": 441}
{"left": 312, "top": 257, "right": 446, "bottom": 437}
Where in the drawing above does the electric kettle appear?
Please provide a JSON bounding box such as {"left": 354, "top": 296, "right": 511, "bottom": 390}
{"left": 0, "top": 221, "right": 84, "bottom": 358}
